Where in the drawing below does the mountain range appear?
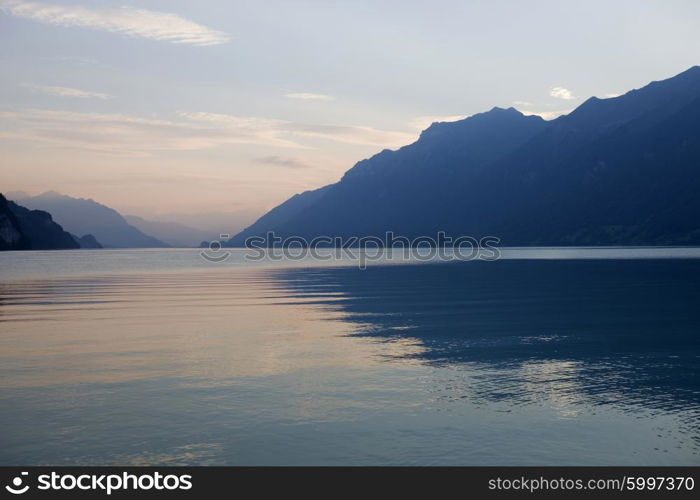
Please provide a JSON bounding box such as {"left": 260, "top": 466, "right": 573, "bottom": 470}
{"left": 8, "top": 191, "right": 168, "bottom": 248}
{"left": 123, "top": 215, "right": 215, "bottom": 248}
{"left": 227, "top": 66, "right": 700, "bottom": 246}
{"left": 0, "top": 193, "right": 96, "bottom": 250}
{"left": 2, "top": 191, "right": 233, "bottom": 249}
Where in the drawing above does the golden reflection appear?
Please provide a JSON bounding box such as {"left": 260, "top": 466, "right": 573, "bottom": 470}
{"left": 0, "top": 268, "right": 425, "bottom": 388}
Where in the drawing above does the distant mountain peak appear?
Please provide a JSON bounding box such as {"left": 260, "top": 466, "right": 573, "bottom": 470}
{"left": 35, "top": 190, "right": 100, "bottom": 204}
{"left": 478, "top": 106, "right": 545, "bottom": 124}
{"left": 6, "top": 190, "right": 30, "bottom": 200}
{"left": 488, "top": 106, "right": 521, "bottom": 115}
{"left": 419, "top": 105, "right": 538, "bottom": 140}
{"left": 36, "top": 190, "right": 68, "bottom": 199}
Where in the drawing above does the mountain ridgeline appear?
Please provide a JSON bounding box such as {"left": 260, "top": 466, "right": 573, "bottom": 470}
{"left": 0, "top": 193, "right": 93, "bottom": 250}
{"left": 227, "top": 66, "right": 700, "bottom": 246}
{"left": 10, "top": 191, "right": 168, "bottom": 248}
{"left": 124, "top": 214, "right": 215, "bottom": 248}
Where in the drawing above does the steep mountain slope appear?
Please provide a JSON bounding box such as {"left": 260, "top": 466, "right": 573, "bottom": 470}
{"left": 1, "top": 193, "right": 80, "bottom": 250}
{"left": 13, "top": 191, "right": 168, "bottom": 248}
{"left": 124, "top": 215, "right": 214, "bottom": 248}
{"left": 228, "top": 66, "right": 700, "bottom": 246}
{"left": 227, "top": 184, "right": 335, "bottom": 246}
{"left": 0, "top": 194, "right": 30, "bottom": 250}
{"left": 227, "top": 107, "right": 548, "bottom": 245}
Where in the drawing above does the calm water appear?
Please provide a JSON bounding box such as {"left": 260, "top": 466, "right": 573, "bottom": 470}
{"left": 1, "top": 248, "right": 699, "bottom": 465}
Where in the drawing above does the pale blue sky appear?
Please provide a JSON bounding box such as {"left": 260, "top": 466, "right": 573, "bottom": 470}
{"left": 1, "top": 0, "right": 698, "bottom": 228}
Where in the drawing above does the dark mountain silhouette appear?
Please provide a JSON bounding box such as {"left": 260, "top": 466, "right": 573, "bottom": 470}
{"left": 228, "top": 107, "right": 548, "bottom": 245}
{"left": 72, "top": 233, "right": 103, "bottom": 249}
{"left": 228, "top": 184, "right": 335, "bottom": 246}
{"left": 13, "top": 191, "right": 168, "bottom": 248}
{"left": 228, "top": 66, "right": 700, "bottom": 246}
{"left": 0, "top": 194, "right": 30, "bottom": 250}
{"left": 1, "top": 193, "right": 79, "bottom": 250}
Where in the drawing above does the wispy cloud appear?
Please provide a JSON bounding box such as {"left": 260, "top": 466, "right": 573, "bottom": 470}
{"left": 409, "top": 115, "right": 467, "bottom": 131}
{"left": 256, "top": 156, "right": 310, "bottom": 169}
{"left": 285, "top": 93, "right": 335, "bottom": 101}
{"left": 512, "top": 100, "right": 533, "bottom": 107}
{"left": 549, "top": 86, "right": 576, "bottom": 100}
{"left": 182, "top": 112, "right": 413, "bottom": 148}
{"left": 0, "top": 109, "right": 413, "bottom": 156}
{"left": 0, "top": 0, "right": 230, "bottom": 46}
{"left": 604, "top": 92, "right": 621, "bottom": 98}
{"left": 22, "top": 83, "right": 112, "bottom": 99}
{"left": 288, "top": 122, "right": 412, "bottom": 146}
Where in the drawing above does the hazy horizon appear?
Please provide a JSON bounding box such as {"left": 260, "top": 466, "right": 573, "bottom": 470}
{"left": 2, "top": 0, "right": 699, "bottom": 225}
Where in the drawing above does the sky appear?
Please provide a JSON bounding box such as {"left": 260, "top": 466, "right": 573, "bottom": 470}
{"left": 1, "top": 0, "right": 699, "bottom": 230}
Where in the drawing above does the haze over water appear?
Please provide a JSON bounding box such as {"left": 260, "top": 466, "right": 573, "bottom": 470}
{"left": 1, "top": 248, "right": 699, "bottom": 465}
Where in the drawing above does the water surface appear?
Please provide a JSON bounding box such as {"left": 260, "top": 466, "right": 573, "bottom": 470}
{"left": 0, "top": 248, "right": 699, "bottom": 465}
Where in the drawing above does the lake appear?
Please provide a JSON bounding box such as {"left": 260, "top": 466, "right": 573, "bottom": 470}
{"left": 1, "top": 248, "right": 699, "bottom": 465}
